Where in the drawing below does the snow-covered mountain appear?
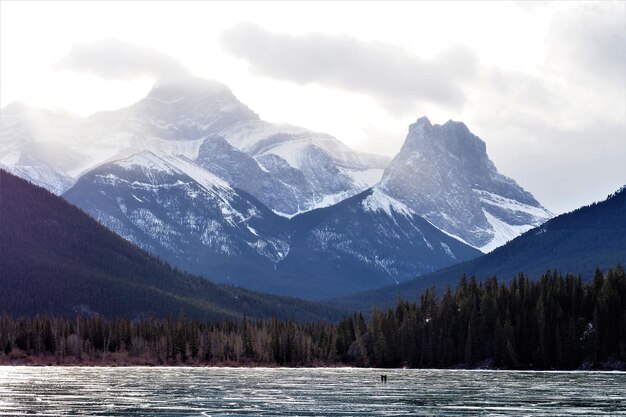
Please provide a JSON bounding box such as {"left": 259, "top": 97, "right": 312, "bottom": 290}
{"left": 193, "top": 134, "right": 386, "bottom": 216}
{"left": 218, "top": 119, "right": 388, "bottom": 212}
{"left": 63, "top": 151, "right": 292, "bottom": 290}
{"left": 64, "top": 152, "right": 480, "bottom": 299}
{"left": 3, "top": 76, "right": 554, "bottom": 299}
{"left": 0, "top": 102, "right": 81, "bottom": 194}
{"left": 280, "top": 188, "right": 482, "bottom": 296}
{"left": 0, "top": 77, "right": 388, "bottom": 214}
{"left": 379, "top": 117, "right": 553, "bottom": 252}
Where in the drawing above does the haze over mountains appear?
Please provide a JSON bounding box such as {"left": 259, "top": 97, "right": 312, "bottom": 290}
{"left": 1, "top": 76, "right": 556, "bottom": 299}
{"left": 1, "top": 78, "right": 388, "bottom": 212}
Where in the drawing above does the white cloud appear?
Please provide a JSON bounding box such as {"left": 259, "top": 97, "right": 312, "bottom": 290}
{"left": 547, "top": 3, "right": 626, "bottom": 85}
{"left": 1, "top": 1, "right": 623, "bottom": 213}
{"left": 55, "top": 39, "right": 190, "bottom": 81}
{"left": 475, "top": 3, "right": 626, "bottom": 213}
{"left": 217, "top": 5, "right": 625, "bottom": 214}
{"left": 219, "top": 22, "right": 479, "bottom": 113}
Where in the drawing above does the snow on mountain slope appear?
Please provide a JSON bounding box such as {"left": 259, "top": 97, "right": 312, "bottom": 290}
{"left": 1, "top": 77, "right": 390, "bottom": 216}
{"left": 162, "top": 154, "right": 232, "bottom": 195}
{"left": 195, "top": 135, "right": 352, "bottom": 215}
{"left": 63, "top": 152, "right": 291, "bottom": 285}
{"left": 480, "top": 209, "right": 536, "bottom": 253}
{"left": 340, "top": 167, "right": 385, "bottom": 189}
{"left": 215, "top": 120, "right": 306, "bottom": 153}
{"left": 361, "top": 188, "right": 414, "bottom": 218}
{"left": 474, "top": 189, "right": 552, "bottom": 225}
{"left": 279, "top": 188, "right": 482, "bottom": 296}
{"left": 0, "top": 102, "right": 83, "bottom": 193}
{"left": 1, "top": 164, "right": 74, "bottom": 195}
{"left": 475, "top": 188, "right": 552, "bottom": 251}
{"left": 64, "top": 151, "right": 481, "bottom": 299}
{"left": 215, "top": 118, "right": 389, "bottom": 213}
{"left": 219, "top": 119, "right": 388, "bottom": 170}
{"left": 380, "top": 117, "right": 552, "bottom": 251}
{"left": 193, "top": 128, "right": 388, "bottom": 214}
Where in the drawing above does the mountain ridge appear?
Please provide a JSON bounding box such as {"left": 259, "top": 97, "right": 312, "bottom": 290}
{"left": 64, "top": 152, "right": 481, "bottom": 299}
{"left": 0, "top": 169, "right": 342, "bottom": 321}
{"left": 1, "top": 77, "right": 389, "bottom": 216}
{"left": 332, "top": 186, "right": 626, "bottom": 311}
{"left": 2, "top": 77, "right": 557, "bottom": 301}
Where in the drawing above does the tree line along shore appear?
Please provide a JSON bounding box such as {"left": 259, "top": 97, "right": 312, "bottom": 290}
{"left": 1, "top": 266, "right": 625, "bottom": 370}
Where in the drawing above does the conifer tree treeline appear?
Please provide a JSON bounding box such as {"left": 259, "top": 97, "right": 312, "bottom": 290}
{"left": 1, "top": 266, "right": 625, "bottom": 369}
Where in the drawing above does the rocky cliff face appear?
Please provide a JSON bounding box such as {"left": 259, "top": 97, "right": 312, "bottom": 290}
{"left": 379, "top": 117, "right": 552, "bottom": 251}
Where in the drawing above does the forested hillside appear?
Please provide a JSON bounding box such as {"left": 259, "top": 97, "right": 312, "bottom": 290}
{"left": 2, "top": 267, "right": 624, "bottom": 369}
{"left": 0, "top": 170, "right": 340, "bottom": 321}
{"left": 335, "top": 187, "right": 626, "bottom": 311}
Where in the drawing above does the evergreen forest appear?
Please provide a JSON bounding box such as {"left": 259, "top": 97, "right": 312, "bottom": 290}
{"left": 2, "top": 266, "right": 624, "bottom": 370}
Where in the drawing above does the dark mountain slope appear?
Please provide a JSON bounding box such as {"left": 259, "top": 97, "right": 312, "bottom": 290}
{"left": 62, "top": 152, "right": 292, "bottom": 295}
{"left": 278, "top": 188, "right": 482, "bottom": 297}
{"left": 0, "top": 170, "right": 341, "bottom": 321}
{"left": 334, "top": 186, "right": 626, "bottom": 311}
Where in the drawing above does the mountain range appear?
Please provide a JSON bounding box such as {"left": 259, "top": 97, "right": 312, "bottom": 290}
{"left": 0, "top": 170, "right": 341, "bottom": 321}
{"left": 0, "top": 78, "right": 388, "bottom": 212}
{"left": 1, "top": 76, "right": 555, "bottom": 299}
{"left": 334, "top": 186, "right": 626, "bottom": 311}
{"left": 2, "top": 168, "right": 622, "bottom": 319}
{"left": 63, "top": 151, "right": 481, "bottom": 298}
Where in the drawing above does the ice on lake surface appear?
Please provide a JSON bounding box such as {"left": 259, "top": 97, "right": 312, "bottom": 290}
{"left": 1, "top": 367, "right": 625, "bottom": 416}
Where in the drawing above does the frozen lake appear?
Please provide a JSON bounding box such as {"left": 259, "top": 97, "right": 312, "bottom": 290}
{"left": 0, "top": 367, "right": 625, "bottom": 416}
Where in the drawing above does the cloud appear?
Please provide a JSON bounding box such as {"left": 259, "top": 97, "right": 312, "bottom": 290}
{"left": 547, "top": 3, "right": 626, "bottom": 85}
{"left": 50, "top": 7, "right": 624, "bottom": 214}
{"left": 358, "top": 125, "right": 406, "bottom": 157}
{"left": 55, "top": 39, "right": 190, "bottom": 81}
{"left": 478, "top": 116, "right": 625, "bottom": 214}
{"left": 219, "top": 22, "right": 480, "bottom": 113}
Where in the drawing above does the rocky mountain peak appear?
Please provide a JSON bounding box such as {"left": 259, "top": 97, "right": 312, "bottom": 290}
{"left": 408, "top": 116, "right": 433, "bottom": 131}
{"left": 146, "top": 77, "right": 246, "bottom": 105}
{"left": 123, "top": 77, "right": 259, "bottom": 140}
{"left": 402, "top": 116, "right": 486, "bottom": 163}
{"left": 380, "top": 116, "right": 552, "bottom": 251}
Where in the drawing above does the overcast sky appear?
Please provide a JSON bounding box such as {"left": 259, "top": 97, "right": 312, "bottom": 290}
{"left": 1, "top": 1, "right": 624, "bottom": 214}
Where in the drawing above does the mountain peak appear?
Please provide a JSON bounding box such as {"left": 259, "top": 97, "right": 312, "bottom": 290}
{"left": 381, "top": 117, "right": 551, "bottom": 250}
{"left": 140, "top": 76, "right": 259, "bottom": 123}
{"left": 402, "top": 116, "right": 486, "bottom": 161}
{"left": 147, "top": 77, "right": 237, "bottom": 101}
{"left": 409, "top": 116, "right": 432, "bottom": 131}
{"left": 1, "top": 101, "right": 32, "bottom": 115}
{"left": 408, "top": 117, "right": 470, "bottom": 136}
{"left": 124, "top": 77, "right": 259, "bottom": 140}
{"left": 442, "top": 118, "right": 470, "bottom": 132}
